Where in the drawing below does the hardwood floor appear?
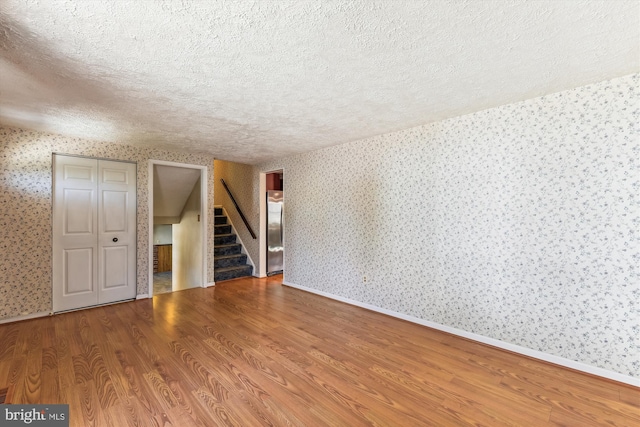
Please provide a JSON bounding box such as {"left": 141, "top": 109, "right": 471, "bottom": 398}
{"left": 0, "top": 276, "right": 638, "bottom": 426}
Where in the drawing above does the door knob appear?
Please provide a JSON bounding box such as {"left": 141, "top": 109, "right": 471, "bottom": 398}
{"left": 112, "top": 237, "right": 118, "bottom": 242}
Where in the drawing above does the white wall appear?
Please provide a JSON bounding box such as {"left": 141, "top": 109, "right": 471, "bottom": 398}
{"left": 255, "top": 73, "right": 639, "bottom": 378}
{"left": 153, "top": 224, "right": 172, "bottom": 244}
{"left": 172, "top": 177, "right": 203, "bottom": 291}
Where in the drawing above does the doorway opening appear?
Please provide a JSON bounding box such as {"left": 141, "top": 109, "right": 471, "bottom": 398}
{"left": 259, "top": 169, "right": 284, "bottom": 278}
{"left": 148, "top": 160, "right": 207, "bottom": 297}
{"left": 152, "top": 224, "right": 173, "bottom": 294}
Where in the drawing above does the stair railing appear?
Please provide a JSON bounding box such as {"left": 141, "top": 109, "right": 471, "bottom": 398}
{"left": 220, "top": 179, "right": 257, "bottom": 239}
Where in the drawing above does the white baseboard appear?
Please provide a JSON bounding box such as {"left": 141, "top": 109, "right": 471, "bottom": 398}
{"left": 136, "top": 294, "right": 149, "bottom": 300}
{"left": 283, "top": 281, "right": 639, "bottom": 387}
{"left": 0, "top": 311, "right": 50, "bottom": 324}
{"left": 204, "top": 282, "right": 216, "bottom": 288}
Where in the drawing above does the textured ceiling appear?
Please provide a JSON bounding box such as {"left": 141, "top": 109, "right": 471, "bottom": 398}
{"left": 0, "top": 0, "right": 638, "bottom": 164}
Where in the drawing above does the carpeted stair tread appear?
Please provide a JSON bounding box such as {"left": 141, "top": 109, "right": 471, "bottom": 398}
{"left": 214, "top": 233, "right": 237, "bottom": 245}
{"left": 214, "top": 253, "right": 247, "bottom": 268}
{"left": 214, "top": 210, "right": 253, "bottom": 281}
{"left": 215, "top": 265, "right": 251, "bottom": 273}
{"left": 214, "top": 265, "right": 253, "bottom": 281}
{"left": 216, "top": 254, "right": 246, "bottom": 261}
{"left": 214, "top": 243, "right": 242, "bottom": 255}
{"left": 214, "top": 215, "right": 228, "bottom": 225}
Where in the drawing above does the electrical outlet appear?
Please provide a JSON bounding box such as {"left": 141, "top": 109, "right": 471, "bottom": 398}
{"left": 363, "top": 276, "right": 367, "bottom": 283}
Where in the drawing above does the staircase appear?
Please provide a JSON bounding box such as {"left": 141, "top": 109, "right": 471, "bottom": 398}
{"left": 214, "top": 207, "right": 253, "bottom": 281}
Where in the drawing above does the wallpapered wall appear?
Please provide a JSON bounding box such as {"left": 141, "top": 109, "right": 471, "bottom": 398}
{"left": 255, "top": 73, "right": 639, "bottom": 377}
{"left": 0, "top": 127, "right": 215, "bottom": 319}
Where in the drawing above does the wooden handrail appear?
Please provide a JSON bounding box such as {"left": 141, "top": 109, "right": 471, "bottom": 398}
{"left": 220, "top": 179, "right": 256, "bottom": 239}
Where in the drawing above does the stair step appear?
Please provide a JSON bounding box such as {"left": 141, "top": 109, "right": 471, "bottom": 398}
{"left": 214, "top": 265, "right": 252, "bottom": 282}
{"left": 214, "top": 224, "right": 232, "bottom": 235}
{"left": 214, "top": 243, "right": 242, "bottom": 256}
{"left": 214, "top": 253, "right": 248, "bottom": 268}
{"left": 212, "top": 212, "right": 252, "bottom": 281}
{"left": 214, "top": 234, "right": 236, "bottom": 245}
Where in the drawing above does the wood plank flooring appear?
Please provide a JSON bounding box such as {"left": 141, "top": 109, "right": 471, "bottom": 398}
{"left": 0, "top": 275, "right": 638, "bottom": 426}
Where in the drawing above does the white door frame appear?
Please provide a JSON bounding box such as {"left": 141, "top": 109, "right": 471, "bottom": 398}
{"left": 258, "top": 169, "right": 284, "bottom": 278}
{"left": 148, "top": 160, "right": 208, "bottom": 296}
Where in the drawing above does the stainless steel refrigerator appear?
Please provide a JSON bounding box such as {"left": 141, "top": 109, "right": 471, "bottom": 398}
{"left": 266, "top": 191, "right": 284, "bottom": 275}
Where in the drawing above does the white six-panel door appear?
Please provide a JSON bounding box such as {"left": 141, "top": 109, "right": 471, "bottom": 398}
{"left": 97, "top": 160, "right": 137, "bottom": 304}
{"left": 53, "top": 155, "right": 136, "bottom": 312}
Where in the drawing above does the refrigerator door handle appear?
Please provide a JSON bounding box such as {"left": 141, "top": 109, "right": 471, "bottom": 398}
{"left": 280, "top": 208, "right": 283, "bottom": 243}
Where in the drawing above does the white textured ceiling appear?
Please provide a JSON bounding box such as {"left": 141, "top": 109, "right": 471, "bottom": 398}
{"left": 0, "top": 1, "right": 638, "bottom": 164}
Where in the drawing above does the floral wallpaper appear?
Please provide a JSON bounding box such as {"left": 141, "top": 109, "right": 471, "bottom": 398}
{"left": 255, "top": 73, "right": 639, "bottom": 377}
{"left": 0, "top": 127, "right": 216, "bottom": 319}
{"left": 1, "top": 73, "right": 637, "bottom": 378}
